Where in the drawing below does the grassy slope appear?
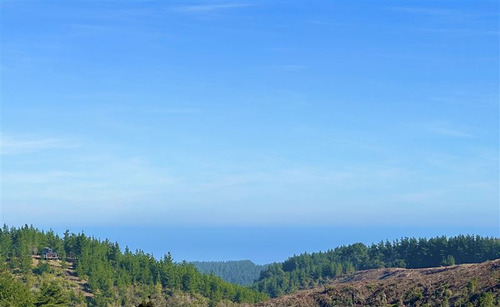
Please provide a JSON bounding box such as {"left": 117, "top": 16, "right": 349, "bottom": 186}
{"left": 26, "top": 256, "right": 224, "bottom": 306}
{"left": 24, "top": 256, "right": 500, "bottom": 306}
{"left": 255, "top": 259, "right": 500, "bottom": 307}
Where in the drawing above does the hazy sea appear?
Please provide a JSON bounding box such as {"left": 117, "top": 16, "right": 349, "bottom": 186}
{"left": 38, "top": 225, "right": 500, "bottom": 264}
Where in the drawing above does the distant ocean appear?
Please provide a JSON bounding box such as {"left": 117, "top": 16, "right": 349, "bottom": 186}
{"left": 41, "top": 225, "right": 499, "bottom": 264}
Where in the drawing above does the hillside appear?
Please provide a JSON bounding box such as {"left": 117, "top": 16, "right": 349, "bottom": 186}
{"left": 2, "top": 225, "right": 499, "bottom": 306}
{"left": 253, "top": 236, "right": 500, "bottom": 297}
{"left": 31, "top": 254, "right": 93, "bottom": 299}
{"left": 0, "top": 225, "right": 267, "bottom": 306}
{"left": 192, "top": 261, "right": 269, "bottom": 286}
{"left": 255, "top": 259, "right": 500, "bottom": 307}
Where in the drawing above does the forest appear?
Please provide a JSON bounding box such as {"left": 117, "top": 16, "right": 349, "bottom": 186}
{"left": 253, "top": 235, "right": 500, "bottom": 297}
{"left": 1, "top": 224, "right": 499, "bottom": 306}
{"left": 0, "top": 224, "right": 267, "bottom": 306}
{"left": 192, "top": 260, "right": 268, "bottom": 286}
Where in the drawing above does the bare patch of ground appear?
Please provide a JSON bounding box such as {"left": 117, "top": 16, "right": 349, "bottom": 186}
{"left": 255, "top": 260, "right": 500, "bottom": 307}
{"left": 32, "top": 255, "right": 93, "bottom": 298}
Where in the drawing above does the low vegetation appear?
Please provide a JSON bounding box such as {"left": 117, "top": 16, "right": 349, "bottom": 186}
{"left": 1, "top": 224, "right": 498, "bottom": 306}
{"left": 256, "top": 259, "right": 500, "bottom": 307}
{"left": 253, "top": 235, "right": 500, "bottom": 297}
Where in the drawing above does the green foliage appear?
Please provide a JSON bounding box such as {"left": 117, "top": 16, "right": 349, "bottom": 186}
{"left": 0, "top": 271, "right": 35, "bottom": 307}
{"left": 254, "top": 235, "right": 500, "bottom": 297}
{"left": 467, "top": 277, "right": 478, "bottom": 293}
{"left": 192, "top": 260, "right": 268, "bottom": 285}
{"left": 442, "top": 255, "right": 455, "bottom": 266}
{"left": 479, "top": 292, "right": 495, "bottom": 307}
{"left": 35, "top": 280, "right": 70, "bottom": 306}
{"left": 33, "top": 261, "right": 53, "bottom": 275}
{"left": 404, "top": 287, "right": 423, "bottom": 305}
{"left": 4, "top": 224, "right": 498, "bottom": 305}
{"left": 0, "top": 224, "right": 268, "bottom": 306}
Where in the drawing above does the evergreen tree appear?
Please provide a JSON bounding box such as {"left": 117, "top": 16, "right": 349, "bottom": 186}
{"left": 35, "top": 281, "right": 69, "bottom": 307}
{"left": 254, "top": 235, "right": 500, "bottom": 297}
{"left": 1, "top": 224, "right": 268, "bottom": 305}
{"left": 0, "top": 272, "right": 35, "bottom": 307}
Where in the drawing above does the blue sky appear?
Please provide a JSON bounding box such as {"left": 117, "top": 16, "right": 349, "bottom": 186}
{"left": 1, "top": 1, "right": 499, "bottom": 261}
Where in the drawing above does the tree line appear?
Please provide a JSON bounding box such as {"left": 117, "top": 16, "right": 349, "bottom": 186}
{"left": 2, "top": 224, "right": 498, "bottom": 304}
{"left": 0, "top": 224, "right": 267, "bottom": 306}
{"left": 192, "top": 260, "right": 268, "bottom": 286}
{"left": 253, "top": 235, "right": 500, "bottom": 297}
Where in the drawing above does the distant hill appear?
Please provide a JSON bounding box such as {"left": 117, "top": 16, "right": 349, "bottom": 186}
{"left": 253, "top": 235, "right": 500, "bottom": 297}
{"left": 256, "top": 259, "right": 500, "bottom": 306}
{"left": 192, "top": 260, "right": 269, "bottom": 285}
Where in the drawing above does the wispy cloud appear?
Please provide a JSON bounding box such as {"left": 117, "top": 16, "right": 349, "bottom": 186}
{"left": 425, "top": 121, "right": 475, "bottom": 138}
{"left": 129, "top": 107, "right": 201, "bottom": 114}
{"left": 413, "top": 27, "right": 499, "bottom": 36}
{"left": 182, "top": 164, "right": 418, "bottom": 199}
{"left": 430, "top": 92, "right": 499, "bottom": 108}
{"left": 276, "top": 65, "right": 309, "bottom": 72}
{"left": 67, "top": 23, "right": 118, "bottom": 32}
{"left": 172, "top": 3, "right": 252, "bottom": 13}
{"left": 307, "top": 20, "right": 343, "bottom": 27}
{"left": 0, "top": 134, "right": 79, "bottom": 155}
{"left": 407, "top": 121, "right": 476, "bottom": 138}
{"left": 390, "top": 190, "right": 443, "bottom": 203}
{"left": 2, "top": 156, "right": 174, "bottom": 204}
{"left": 390, "top": 7, "right": 458, "bottom": 16}
{"left": 1, "top": 171, "right": 79, "bottom": 184}
{"left": 388, "top": 6, "right": 481, "bottom": 21}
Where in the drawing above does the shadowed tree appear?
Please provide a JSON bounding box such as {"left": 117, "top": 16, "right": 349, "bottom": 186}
{"left": 35, "top": 280, "right": 69, "bottom": 307}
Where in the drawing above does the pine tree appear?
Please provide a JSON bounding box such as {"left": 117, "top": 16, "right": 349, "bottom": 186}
{"left": 35, "top": 280, "right": 69, "bottom": 306}
{"left": 0, "top": 272, "right": 35, "bottom": 307}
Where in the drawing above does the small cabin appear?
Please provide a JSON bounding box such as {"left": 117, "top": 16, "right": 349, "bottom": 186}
{"left": 41, "top": 247, "right": 58, "bottom": 260}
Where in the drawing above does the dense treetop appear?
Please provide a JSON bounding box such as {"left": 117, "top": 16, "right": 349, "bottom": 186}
{"left": 2, "top": 224, "right": 498, "bottom": 305}
{"left": 0, "top": 224, "right": 267, "bottom": 306}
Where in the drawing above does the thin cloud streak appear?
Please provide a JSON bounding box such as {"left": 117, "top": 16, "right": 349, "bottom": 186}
{"left": 0, "top": 135, "right": 79, "bottom": 155}
{"left": 1, "top": 171, "right": 80, "bottom": 184}
{"left": 2, "top": 156, "right": 175, "bottom": 204}
{"left": 391, "top": 7, "right": 452, "bottom": 15}
{"left": 389, "top": 7, "right": 469, "bottom": 17}
{"left": 172, "top": 3, "right": 252, "bottom": 13}
{"left": 413, "top": 27, "right": 500, "bottom": 36}
{"left": 407, "top": 122, "right": 476, "bottom": 138}
{"left": 276, "top": 65, "right": 309, "bottom": 72}
{"left": 426, "top": 122, "right": 475, "bottom": 138}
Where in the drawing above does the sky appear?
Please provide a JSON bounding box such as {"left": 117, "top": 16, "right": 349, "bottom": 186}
{"left": 1, "top": 0, "right": 499, "bottom": 263}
